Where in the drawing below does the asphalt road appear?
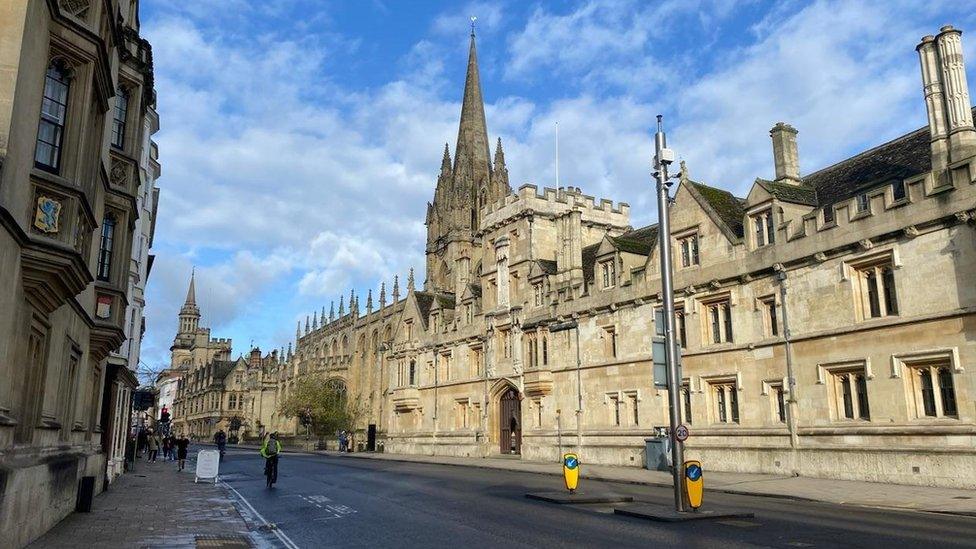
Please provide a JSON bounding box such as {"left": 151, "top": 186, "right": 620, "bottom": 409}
{"left": 213, "top": 446, "right": 976, "bottom": 549}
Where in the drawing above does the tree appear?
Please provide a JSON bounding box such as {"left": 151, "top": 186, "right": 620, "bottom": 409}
{"left": 278, "top": 377, "right": 364, "bottom": 440}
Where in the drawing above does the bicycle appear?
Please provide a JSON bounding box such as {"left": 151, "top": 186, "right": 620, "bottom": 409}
{"left": 264, "top": 455, "right": 278, "bottom": 488}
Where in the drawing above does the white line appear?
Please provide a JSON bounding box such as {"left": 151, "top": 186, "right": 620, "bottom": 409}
{"left": 220, "top": 480, "right": 301, "bottom": 549}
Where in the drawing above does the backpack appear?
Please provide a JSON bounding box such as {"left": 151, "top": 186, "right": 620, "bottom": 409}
{"left": 266, "top": 440, "right": 279, "bottom": 456}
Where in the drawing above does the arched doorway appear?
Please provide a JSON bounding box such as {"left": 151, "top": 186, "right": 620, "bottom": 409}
{"left": 499, "top": 387, "right": 521, "bottom": 454}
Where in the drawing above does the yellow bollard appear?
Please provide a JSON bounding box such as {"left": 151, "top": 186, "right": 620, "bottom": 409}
{"left": 563, "top": 453, "right": 580, "bottom": 493}
{"left": 683, "top": 460, "right": 704, "bottom": 510}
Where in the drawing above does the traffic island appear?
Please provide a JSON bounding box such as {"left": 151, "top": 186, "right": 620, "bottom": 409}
{"left": 526, "top": 491, "right": 635, "bottom": 504}
{"left": 614, "top": 503, "right": 754, "bottom": 522}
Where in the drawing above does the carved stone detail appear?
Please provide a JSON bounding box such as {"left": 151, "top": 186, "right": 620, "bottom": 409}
{"left": 59, "top": 0, "right": 90, "bottom": 17}
{"left": 110, "top": 158, "right": 128, "bottom": 187}
{"left": 858, "top": 239, "right": 873, "bottom": 250}
{"left": 903, "top": 225, "right": 919, "bottom": 238}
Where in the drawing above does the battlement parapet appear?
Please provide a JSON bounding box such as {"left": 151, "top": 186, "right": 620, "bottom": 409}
{"left": 480, "top": 184, "right": 630, "bottom": 231}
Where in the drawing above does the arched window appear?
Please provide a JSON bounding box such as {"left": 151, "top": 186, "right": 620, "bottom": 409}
{"left": 35, "top": 59, "right": 71, "bottom": 172}
{"left": 111, "top": 86, "right": 128, "bottom": 149}
{"left": 409, "top": 360, "right": 416, "bottom": 386}
{"left": 96, "top": 214, "right": 116, "bottom": 281}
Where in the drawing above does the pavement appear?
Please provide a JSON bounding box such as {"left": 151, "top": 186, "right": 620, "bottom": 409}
{"left": 28, "top": 450, "right": 269, "bottom": 549}
{"left": 237, "top": 444, "right": 976, "bottom": 517}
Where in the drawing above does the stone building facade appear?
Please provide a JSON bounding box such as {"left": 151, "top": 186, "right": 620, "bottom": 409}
{"left": 0, "top": 1, "right": 158, "bottom": 546}
{"left": 169, "top": 274, "right": 283, "bottom": 440}
{"left": 269, "top": 26, "right": 974, "bottom": 488}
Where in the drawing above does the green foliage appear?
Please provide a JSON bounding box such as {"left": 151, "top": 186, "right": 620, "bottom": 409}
{"left": 278, "top": 377, "right": 363, "bottom": 438}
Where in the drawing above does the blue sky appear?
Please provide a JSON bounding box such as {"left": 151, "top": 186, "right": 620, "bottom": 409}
{"left": 138, "top": 0, "right": 976, "bottom": 372}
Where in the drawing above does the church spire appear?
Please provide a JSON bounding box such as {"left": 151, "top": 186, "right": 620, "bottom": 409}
{"left": 184, "top": 268, "right": 197, "bottom": 306}
{"left": 178, "top": 268, "right": 200, "bottom": 335}
{"left": 441, "top": 143, "right": 452, "bottom": 176}
{"left": 454, "top": 31, "right": 492, "bottom": 181}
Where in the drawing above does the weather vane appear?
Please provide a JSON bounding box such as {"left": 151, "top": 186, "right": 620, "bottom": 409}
{"left": 470, "top": 15, "right": 477, "bottom": 36}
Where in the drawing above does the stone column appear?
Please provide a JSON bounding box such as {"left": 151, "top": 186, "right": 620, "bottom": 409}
{"left": 455, "top": 255, "right": 470, "bottom": 299}
{"left": 935, "top": 25, "right": 976, "bottom": 162}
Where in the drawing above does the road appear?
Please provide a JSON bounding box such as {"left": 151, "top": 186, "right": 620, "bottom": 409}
{"left": 214, "top": 446, "right": 976, "bottom": 548}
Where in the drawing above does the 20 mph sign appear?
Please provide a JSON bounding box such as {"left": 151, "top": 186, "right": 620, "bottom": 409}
{"left": 675, "top": 424, "right": 690, "bottom": 442}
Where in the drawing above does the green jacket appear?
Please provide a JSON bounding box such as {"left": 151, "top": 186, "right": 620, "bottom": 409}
{"left": 260, "top": 438, "right": 281, "bottom": 458}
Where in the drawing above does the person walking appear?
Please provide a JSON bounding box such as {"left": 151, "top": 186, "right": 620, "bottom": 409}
{"left": 147, "top": 431, "right": 160, "bottom": 463}
{"left": 161, "top": 435, "right": 172, "bottom": 461}
{"left": 175, "top": 433, "right": 190, "bottom": 471}
{"left": 214, "top": 429, "right": 227, "bottom": 462}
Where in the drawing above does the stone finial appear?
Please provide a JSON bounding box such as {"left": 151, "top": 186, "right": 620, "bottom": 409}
{"left": 441, "top": 143, "right": 452, "bottom": 176}
{"left": 321, "top": 306, "right": 326, "bottom": 325}
{"left": 287, "top": 342, "right": 293, "bottom": 358}
{"left": 304, "top": 316, "right": 310, "bottom": 334}
{"left": 494, "top": 137, "right": 506, "bottom": 169}
{"left": 393, "top": 275, "right": 400, "bottom": 302}
{"left": 408, "top": 268, "right": 415, "bottom": 291}
{"left": 312, "top": 311, "right": 318, "bottom": 330}
{"left": 296, "top": 320, "right": 301, "bottom": 339}
{"left": 379, "top": 282, "right": 387, "bottom": 308}
{"left": 679, "top": 160, "right": 689, "bottom": 184}
{"left": 338, "top": 296, "right": 345, "bottom": 316}
{"left": 329, "top": 301, "right": 335, "bottom": 322}
{"left": 367, "top": 289, "right": 373, "bottom": 313}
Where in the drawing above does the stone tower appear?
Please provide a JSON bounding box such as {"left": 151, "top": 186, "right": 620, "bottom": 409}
{"left": 425, "top": 30, "right": 511, "bottom": 292}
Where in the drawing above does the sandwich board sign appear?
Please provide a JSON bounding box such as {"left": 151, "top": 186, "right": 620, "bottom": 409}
{"left": 195, "top": 449, "right": 220, "bottom": 484}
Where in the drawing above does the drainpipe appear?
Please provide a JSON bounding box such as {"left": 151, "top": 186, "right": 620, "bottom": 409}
{"left": 776, "top": 269, "right": 800, "bottom": 450}
{"left": 433, "top": 350, "right": 438, "bottom": 433}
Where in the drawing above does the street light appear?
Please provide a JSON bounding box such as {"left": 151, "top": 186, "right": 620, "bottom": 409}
{"left": 653, "top": 115, "right": 686, "bottom": 513}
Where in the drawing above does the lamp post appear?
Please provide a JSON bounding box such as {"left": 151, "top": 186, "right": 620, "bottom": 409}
{"left": 653, "top": 115, "right": 686, "bottom": 513}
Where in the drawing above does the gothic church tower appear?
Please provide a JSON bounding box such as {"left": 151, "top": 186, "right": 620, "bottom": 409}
{"left": 425, "top": 30, "right": 511, "bottom": 292}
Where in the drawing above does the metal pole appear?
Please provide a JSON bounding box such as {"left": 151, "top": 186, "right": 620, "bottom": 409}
{"left": 574, "top": 324, "right": 583, "bottom": 454}
{"left": 654, "top": 115, "right": 685, "bottom": 512}
{"left": 777, "top": 271, "right": 800, "bottom": 449}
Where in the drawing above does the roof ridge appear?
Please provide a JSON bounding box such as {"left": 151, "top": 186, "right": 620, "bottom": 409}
{"left": 801, "top": 124, "right": 928, "bottom": 182}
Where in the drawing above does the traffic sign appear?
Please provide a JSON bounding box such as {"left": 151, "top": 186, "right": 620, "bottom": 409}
{"left": 674, "top": 424, "right": 690, "bottom": 442}
{"left": 683, "top": 460, "right": 704, "bottom": 509}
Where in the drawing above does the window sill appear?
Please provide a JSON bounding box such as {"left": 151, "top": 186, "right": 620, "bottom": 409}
{"left": 851, "top": 210, "right": 872, "bottom": 220}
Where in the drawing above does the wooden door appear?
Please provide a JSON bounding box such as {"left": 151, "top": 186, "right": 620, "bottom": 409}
{"left": 499, "top": 388, "right": 521, "bottom": 454}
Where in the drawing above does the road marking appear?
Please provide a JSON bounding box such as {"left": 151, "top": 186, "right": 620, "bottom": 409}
{"left": 717, "top": 519, "right": 760, "bottom": 528}
{"left": 219, "top": 481, "right": 301, "bottom": 549}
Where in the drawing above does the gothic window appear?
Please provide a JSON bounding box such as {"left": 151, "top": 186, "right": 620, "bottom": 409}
{"left": 822, "top": 204, "right": 835, "bottom": 224}
{"left": 678, "top": 234, "right": 699, "bottom": 268}
{"left": 97, "top": 214, "right": 116, "bottom": 282}
{"left": 681, "top": 382, "right": 692, "bottom": 424}
{"left": 829, "top": 368, "right": 869, "bottom": 420}
{"left": 855, "top": 260, "right": 898, "bottom": 319}
{"left": 704, "top": 298, "right": 733, "bottom": 344}
{"left": 710, "top": 380, "right": 739, "bottom": 424}
{"left": 111, "top": 87, "right": 128, "bottom": 149}
{"left": 907, "top": 361, "right": 957, "bottom": 418}
{"left": 892, "top": 180, "right": 907, "bottom": 202}
{"left": 856, "top": 193, "right": 870, "bottom": 213}
{"left": 35, "top": 60, "right": 71, "bottom": 172}
{"left": 760, "top": 296, "right": 778, "bottom": 337}
{"left": 408, "top": 360, "right": 416, "bottom": 386}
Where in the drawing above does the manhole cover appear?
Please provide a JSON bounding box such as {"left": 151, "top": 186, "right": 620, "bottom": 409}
{"left": 195, "top": 534, "right": 252, "bottom": 548}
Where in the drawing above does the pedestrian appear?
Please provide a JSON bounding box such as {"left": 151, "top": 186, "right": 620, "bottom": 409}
{"left": 214, "top": 429, "right": 227, "bottom": 462}
{"left": 176, "top": 433, "right": 190, "bottom": 471}
{"left": 147, "top": 432, "right": 159, "bottom": 462}
{"left": 161, "top": 435, "right": 172, "bottom": 461}
{"left": 136, "top": 429, "right": 147, "bottom": 457}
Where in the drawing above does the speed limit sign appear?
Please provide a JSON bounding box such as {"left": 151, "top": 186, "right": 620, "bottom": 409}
{"left": 675, "top": 424, "right": 690, "bottom": 442}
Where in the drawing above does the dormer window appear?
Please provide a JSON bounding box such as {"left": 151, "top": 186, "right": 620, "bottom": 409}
{"left": 753, "top": 210, "right": 775, "bottom": 247}
{"left": 601, "top": 260, "right": 616, "bottom": 289}
{"left": 855, "top": 193, "right": 870, "bottom": 213}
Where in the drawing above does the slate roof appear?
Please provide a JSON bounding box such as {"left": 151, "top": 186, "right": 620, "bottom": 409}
{"left": 582, "top": 242, "right": 599, "bottom": 286}
{"left": 756, "top": 179, "right": 818, "bottom": 206}
{"left": 805, "top": 124, "right": 931, "bottom": 207}
{"left": 467, "top": 282, "right": 482, "bottom": 298}
{"left": 537, "top": 259, "right": 558, "bottom": 275}
{"left": 609, "top": 224, "right": 659, "bottom": 256}
{"left": 414, "top": 292, "right": 435, "bottom": 321}
{"left": 689, "top": 181, "right": 746, "bottom": 238}
{"left": 435, "top": 294, "right": 456, "bottom": 310}
{"left": 212, "top": 360, "right": 238, "bottom": 382}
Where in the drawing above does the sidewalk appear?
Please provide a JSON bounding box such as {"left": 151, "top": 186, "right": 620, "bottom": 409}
{"left": 310, "top": 449, "right": 976, "bottom": 517}
{"left": 29, "top": 454, "right": 256, "bottom": 549}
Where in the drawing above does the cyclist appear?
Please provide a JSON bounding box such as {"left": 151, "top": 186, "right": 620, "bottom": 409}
{"left": 260, "top": 432, "right": 282, "bottom": 488}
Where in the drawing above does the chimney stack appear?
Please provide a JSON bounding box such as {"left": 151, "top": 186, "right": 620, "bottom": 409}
{"left": 918, "top": 25, "right": 976, "bottom": 172}
{"left": 770, "top": 122, "right": 801, "bottom": 184}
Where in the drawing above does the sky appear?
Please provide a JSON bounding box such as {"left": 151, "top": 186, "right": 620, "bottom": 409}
{"left": 137, "top": 0, "right": 976, "bottom": 374}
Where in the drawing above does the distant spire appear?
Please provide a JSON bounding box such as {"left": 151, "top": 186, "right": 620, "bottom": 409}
{"left": 304, "top": 315, "right": 310, "bottom": 334}
{"left": 184, "top": 267, "right": 197, "bottom": 306}
{"left": 296, "top": 320, "right": 301, "bottom": 339}
{"left": 393, "top": 275, "right": 400, "bottom": 302}
{"left": 367, "top": 289, "right": 373, "bottom": 313}
{"left": 408, "top": 268, "right": 415, "bottom": 291}
{"left": 494, "top": 137, "right": 506, "bottom": 168}
{"left": 379, "top": 282, "right": 387, "bottom": 308}
{"left": 312, "top": 311, "right": 319, "bottom": 330}
{"left": 321, "top": 305, "right": 327, "bottom": 325}
{"left": 287, "top": 342, "right": 293, "bottom": 358}
{"left": 338, "top": 296, "right": 345, "bottom": 316}
{"left": 329, "top": 301, "right": 335, "bottom": 321}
